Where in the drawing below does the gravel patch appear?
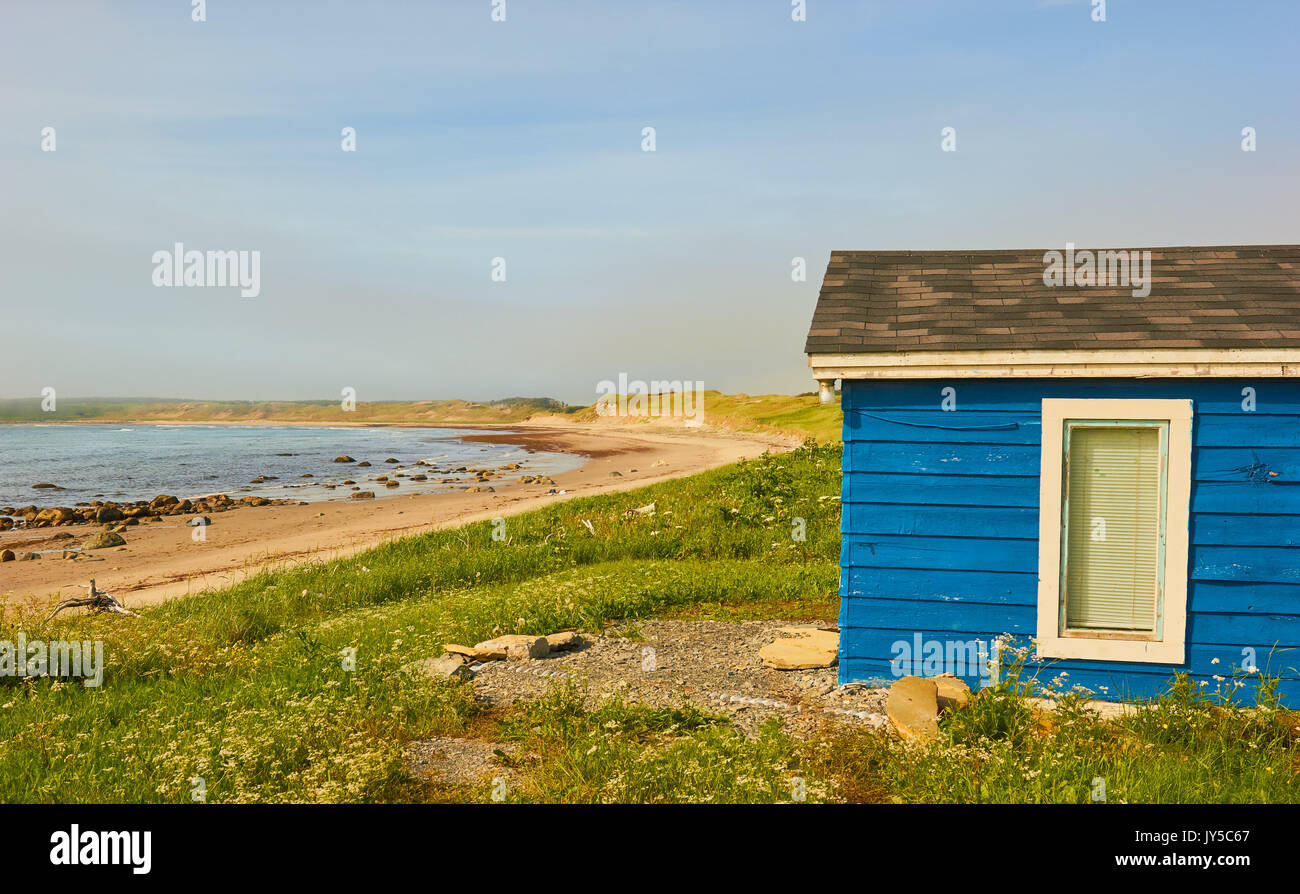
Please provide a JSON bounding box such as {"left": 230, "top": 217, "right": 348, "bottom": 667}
{"left": 467, "top": 619, "right": 888, "bottom": 738}
{"left": 405, "top": 736, "right": 519, "bottom": 788}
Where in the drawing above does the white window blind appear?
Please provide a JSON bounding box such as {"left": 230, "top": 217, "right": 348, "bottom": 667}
{"left": 1062, "top": 424, "right": 1165, "bottom": 633}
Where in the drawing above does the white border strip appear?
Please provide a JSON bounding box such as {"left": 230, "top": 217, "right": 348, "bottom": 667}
{"left": 809, "top": 348, "right": 1300, "bottom": 380}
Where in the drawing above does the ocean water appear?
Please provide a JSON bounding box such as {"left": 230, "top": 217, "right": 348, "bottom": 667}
{"left": 0, "top": 424, "right": 584, "bottom": 510}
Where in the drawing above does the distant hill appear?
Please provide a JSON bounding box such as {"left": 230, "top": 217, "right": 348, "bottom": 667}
{"left": 0, "top": 391, "right": 842, "bottom": 442}
{"left": 0, "top": 396, "right": 583, "bottom": 425}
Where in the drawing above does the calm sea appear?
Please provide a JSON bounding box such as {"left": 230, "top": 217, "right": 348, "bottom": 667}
{"left": 0, "top": 424, "right": 583, "bottom": 509}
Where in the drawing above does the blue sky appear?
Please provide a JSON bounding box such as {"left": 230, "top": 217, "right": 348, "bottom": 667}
{"left": 1, "top": 0, "right": 1296, "bottom": 403}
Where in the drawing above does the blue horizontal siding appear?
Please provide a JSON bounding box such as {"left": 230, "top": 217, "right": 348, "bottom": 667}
{"left": 838, "top": 377, "right": 1300, "bottom": 704}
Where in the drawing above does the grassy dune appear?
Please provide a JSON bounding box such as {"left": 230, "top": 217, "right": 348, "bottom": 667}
{"left": 0, "top": 391, "right": 844, "bottom": 443}
{"left": 2, "top": 441, "right": 1292, "bottom": 803}
{"left": 0, "top": 396, "right": 576, "bottom": 425}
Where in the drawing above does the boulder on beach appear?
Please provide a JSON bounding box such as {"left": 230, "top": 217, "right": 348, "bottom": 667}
{"left": 96, "top": 506, "right": 125, "bottom": 523}
{"left": 384, "top": 458, "right": 399, "bottom": 464}
{"left": 333, "top": 455, "right": 355, "bottom": 463}
{"left": 32, "top": 482, "right": 62, "bottom": 489}
{"left": 188, "top": 516, "right": 212, "bottom": 527}
{"left": 82, "top": 531, "right": 126, "bottom": 550}
{"left": 349, "top": 491, "right": 376, "bottom": 500}
{"left": 356, "top": 461, "right": 372, "bottom": 467}
{"left": 0, "top": 550, "right": 14, "bottom": 562}
{"left": 32, "top": 507, "right": 77, "bottom": 527}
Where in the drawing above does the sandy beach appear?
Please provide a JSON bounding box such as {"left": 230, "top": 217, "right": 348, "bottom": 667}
{"left": 0, "top": 423, "right": 794, "bottom": 610}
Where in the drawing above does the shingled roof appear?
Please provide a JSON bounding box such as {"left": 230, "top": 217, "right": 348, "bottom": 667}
{"left": 805, "top": 245, "right": 1300, "bottom": 355}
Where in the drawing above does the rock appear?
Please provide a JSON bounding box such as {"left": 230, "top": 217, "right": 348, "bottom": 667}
{"left": 411, "top": 654, "right": 472, "bottom": 680}
{"left": 188, "top": 516, "right": 212, "bottom": 527}
{"left": 0, "top": 550, "right": 13, "bottom": 562}
{"left": 384, "top": 458, "right": 399, "bottom": 464}
{"left": 333, "top": 456, "right": 355, "bottom": 463}
{"left": 759, "top": 627, "right": 839, "bottom": 669}
{"left": 443, "top": 643, "right": 507, "bottom": 662}
{"left": 385, "top": 480, "right": 400, "bottom": 488}
{"left": 608, "top": 471, "right": 622, "bottom": 478}
{"left": 32, "top": 507, "right": 77, "bottom": 527}
{"left": 356, "top": 461, "right": 372, "bottom": 467}
{"left": 19, "top": 551, "right": 39, "bottom": 561}
{"left": 544, "top": 631, "right": 584, "bottom": 652}
{"left": 349, "top": 491, "right": 376, "bottom": 500}
{"left": 241, "top": 496, "right": 271, "bottom": 507}
{"left": 886, "top": 676, "right": 940, "bottom": 741}
{"left": 31, "top": 482, "right": 62, "bottom": 489}
{"left": 82, "top": 531, "right": 126, "bottom": 550}
{"left": 475, "top": 634, "right": 549, "bottom": 661}
{"left": 933, "top": 673, "right": 971, "bottom": 711}
{"left": 95, "top": 506, "right": 125, "bottom": 523}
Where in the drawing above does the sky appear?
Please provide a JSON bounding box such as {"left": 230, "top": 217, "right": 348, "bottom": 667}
{"left": 1, "top": 0, "right": 1296, "bottom": 404}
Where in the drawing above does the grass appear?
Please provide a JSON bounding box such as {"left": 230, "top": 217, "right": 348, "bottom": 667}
{"left": 808, "top": 663, "right": 1300, "bottom": 804}
{"left": 2, "top": 439, "right": 1296, "bottom": 803}
{"left": 0, "top": 442, "right": 842, "bottom": 803}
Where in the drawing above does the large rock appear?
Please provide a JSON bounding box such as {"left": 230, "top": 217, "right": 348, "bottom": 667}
{"left": 933, "top": 673, "right": 972, "bottom": 711}
{"left": 475, "top": 634, "right": 549, "bottom": 660}
{"left": 409, "top": 654, "right": 472, "bottom": 680}
{"left": 333, "top": 455, "right": 355, "bottom": 463}
{"left": 759, "top": 626, "right": 839, "bottom": 669}
{"left": 887, "top": 676, "right": 940, "bottom": 741}
{"left": 32, "top": 507, "right": 76, "bottom": 527}
{"left": 545, "top": 631, "right": 584, "bottom": 652}
{"left": 443, "top": 643, "right": 507, "bottom": 662}
{"left": 96, "top": 505, "right": 125, "bottom": 523}
{"left": 0, "top": 550, "right": 14, "bottom": 563}
{"left": 82, "top": 531, "right": 126, "bottom": 550}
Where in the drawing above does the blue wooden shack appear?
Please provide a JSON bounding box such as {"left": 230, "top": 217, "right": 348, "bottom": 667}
{"left": 805, "top": 245, "right": 1300, "bottom": 703}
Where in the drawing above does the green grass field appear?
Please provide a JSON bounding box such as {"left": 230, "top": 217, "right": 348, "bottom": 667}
{"left": 1, "top": 441, "right": 1295, "bottom": 803}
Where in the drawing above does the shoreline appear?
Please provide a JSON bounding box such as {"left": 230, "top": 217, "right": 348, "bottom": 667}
{"left": 0, "top": 425, "right": 795, "bottom": 608}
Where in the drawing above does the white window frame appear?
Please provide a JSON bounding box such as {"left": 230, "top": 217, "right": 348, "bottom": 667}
{"left": 1036, "top": 398, "right": 1192, "bottom": 664}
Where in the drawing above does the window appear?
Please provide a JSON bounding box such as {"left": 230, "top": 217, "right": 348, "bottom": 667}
{"left": 1036, "top": 399, "right": 1192, "bottom": 663}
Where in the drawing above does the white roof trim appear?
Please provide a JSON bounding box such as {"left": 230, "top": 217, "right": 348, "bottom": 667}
{"left": 808, "top": 348, "right": 1300, "bottom": 380}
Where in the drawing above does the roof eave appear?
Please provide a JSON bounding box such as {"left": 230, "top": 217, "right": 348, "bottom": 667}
{"left": 808, "top": 347, "right": 1300, "bottom": 380}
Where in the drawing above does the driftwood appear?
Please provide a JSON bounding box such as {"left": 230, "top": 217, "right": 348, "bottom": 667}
{"left": 45, "top": 579, "right": 140, "bottom": 622}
